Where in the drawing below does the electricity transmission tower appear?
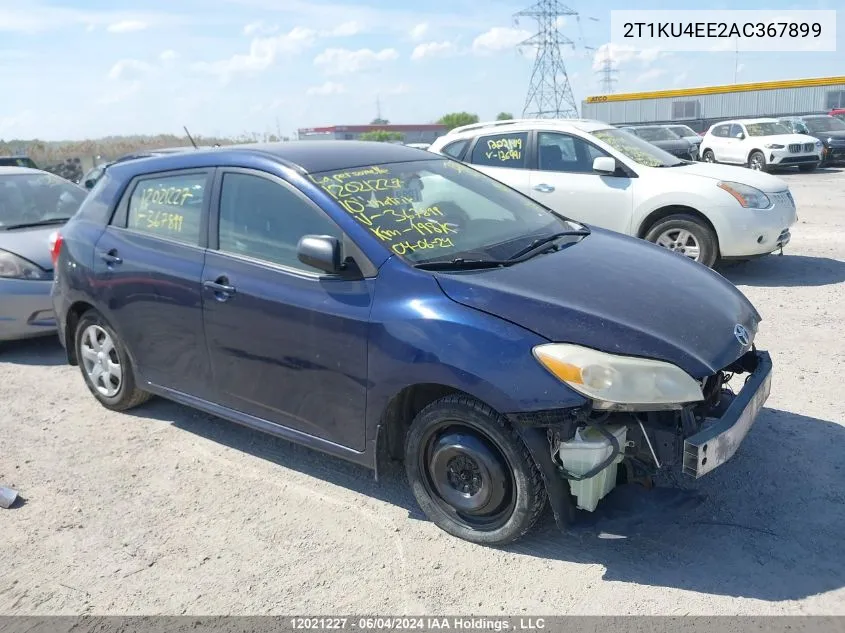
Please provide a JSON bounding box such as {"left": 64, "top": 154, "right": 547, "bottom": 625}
{"left": 514, "top": 0, "right": 580, "bottom": 119}
{"left": 597, "top": 57, "right": 618, "bottom": 94}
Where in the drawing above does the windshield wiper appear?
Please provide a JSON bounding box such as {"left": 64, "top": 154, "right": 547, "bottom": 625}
{"left": 413, "top": 257, "right": 512, "bottom": 271}
{"left": 0, "top": 218, "right": 70, "bottom": 230}
{"left": 506, "top": 229, "right": 591, "bottom": 261}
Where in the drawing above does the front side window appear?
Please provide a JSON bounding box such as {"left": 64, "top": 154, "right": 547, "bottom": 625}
{"left": 591, "top": 128, "right": 683, "bottom": 167}
{"left": 729, "top": 124, "right": 745, "bottom": 137}
{"left": 537, "top": 132, "right": 609, "bottom": 173}
{"left": 217, "top": 172, "right": 342, "bottom": 272}
{"left": 0, "top": 172, "right": 87, "bottom": 229}
{"left": 469, "top": 132, "right": 528, "bottom": 169}
{"left": 307, "top": 158, "right": 580, "bottom": 265}
{"left": 126, "top": 172, "right": 206, "bottom": 245}
{"left": 745, "top": 122, "right": 790, "bottom": 136}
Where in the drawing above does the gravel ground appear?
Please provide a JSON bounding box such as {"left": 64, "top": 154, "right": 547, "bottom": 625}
{"left": 2, "top": 167, "right": 844, "bottom": 616}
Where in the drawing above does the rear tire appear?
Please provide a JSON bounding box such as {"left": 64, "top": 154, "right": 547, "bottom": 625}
{"left": 74, "top": 310, "right": 151, "bottom": 411}
{"left": 404, "top": 395, "right": 547, "bottom": 546}
{"left": 644, "top": 214, "right": 719, "bottom": 268}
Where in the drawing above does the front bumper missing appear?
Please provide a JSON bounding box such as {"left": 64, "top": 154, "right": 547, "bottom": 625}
{"left": 683, "top": 350, "right": 772, "bottom": 479}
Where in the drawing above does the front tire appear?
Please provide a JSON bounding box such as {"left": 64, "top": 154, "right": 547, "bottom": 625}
{"left": 702, "top": 149, "right": 716, "bottom": 163}
{"left": 74, "top": 310, "right": 151, "bottom": 411}
{"left": 645, "top": 213, "right": 719, "bottom": 268}
{"left": 404, "top": 395, "right": 546, "bottom": 545}
{"left": 748, "top": 150, "right": 768, "bottom": 172}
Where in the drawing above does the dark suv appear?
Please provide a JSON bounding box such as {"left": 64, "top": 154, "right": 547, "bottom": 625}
{"left": 778, "top": 115, "right": 845, "bottom": 166}
{"left": 50, "top": 141, "right": 772, "bottom": 545}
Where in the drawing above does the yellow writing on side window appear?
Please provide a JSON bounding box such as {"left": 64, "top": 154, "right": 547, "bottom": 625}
{"left": 485, "top": 137, "right": 522, "bottom": 162}
{"left": 133, "top": 209, "right": 185, "bottom": 233}
{"left": 140, "top": 185, "right": 195, "bottom": 207}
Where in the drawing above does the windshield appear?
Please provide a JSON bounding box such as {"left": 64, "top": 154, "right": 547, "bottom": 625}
{"left": 308, "top": 159, "right": 581, "bottom": 264}
{"left": 591, "top": 128, "right": 683, "bottom": 167}
{"left": 633, "top": 127, "right": 680, "bottom": 142}
{"left": 0, "top": 172, "right": 87, "bottom": 228}
{"left": 745, "top": 122, "right": 790, "bottom": 136}
{"left": 669, "top": 125, "right": 696, "bottom": 137}
{"left": 804, "top": 117, "right": 845, "bottom": 133}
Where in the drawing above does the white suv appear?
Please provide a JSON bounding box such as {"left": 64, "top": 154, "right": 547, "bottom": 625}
{"left": 428, "top": 118, "right": 797, "bottom": 268}
{"left": 700, "top": 118, "right": 822, "bottom": 172}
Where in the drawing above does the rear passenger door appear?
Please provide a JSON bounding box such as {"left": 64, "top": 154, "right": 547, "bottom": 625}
{"left": 91, "top": 169, "right": 214, "bottom": 396}
{"left": 464, "top": 131, "right": 533, "bottom": 197}
{"left": 200, "top": 168, "right": 372, "bottom": 451}
{"left": 706, "top": 124, "right": 730, "bottom": 161}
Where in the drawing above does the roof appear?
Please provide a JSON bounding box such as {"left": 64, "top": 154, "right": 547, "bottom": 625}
{"left": 584, "top": 75, "right": 845, "bottom": 104}
{"left": 298, "top": 124, "right": 448, "bottom": 133}
{"left": 106, "top": 140, "right": 442, "bottom": 178}
{"left": 440, "top": 119, "right": 613, "bottom": 140}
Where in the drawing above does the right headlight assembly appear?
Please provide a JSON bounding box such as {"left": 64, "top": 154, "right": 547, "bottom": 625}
{"left": 717, "top": 181, "right": 771, "bottom": 209}
{"left": 533, "top": 343, "right": 705, "bottom": 411}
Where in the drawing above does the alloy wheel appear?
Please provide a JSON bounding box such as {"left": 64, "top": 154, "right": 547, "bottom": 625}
{"left": 656, "top": 228, "right": 701, "bottom": 261}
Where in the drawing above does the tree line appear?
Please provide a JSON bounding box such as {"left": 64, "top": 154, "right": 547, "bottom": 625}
{"left": 358, "top": 112, "right": 514, "bottom": 142}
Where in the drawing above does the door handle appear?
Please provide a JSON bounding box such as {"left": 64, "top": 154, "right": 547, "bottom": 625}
{"left": 203, "top": 277, "right": 236, "bottom": 301}
{"left": 99, "top": 249, "right": 122, "bottom": 265}
{"left": 533, "top": 183, "right": 555, "bottom": 193}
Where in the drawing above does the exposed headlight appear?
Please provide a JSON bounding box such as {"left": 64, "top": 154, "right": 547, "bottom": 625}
{"left": 815, "top": 140, "right": 823, "bottom": 148}
{"left": 717, "top": 181, "right": 771, "bottom": 209}
{"left": 533, "top": 343, "right": 704, "bottom": 411}
{"left": 764, "top": 143, "right": 784, "bottom": 149}
{"left": 0, "top": 249, "right": 51, "bottom": 280}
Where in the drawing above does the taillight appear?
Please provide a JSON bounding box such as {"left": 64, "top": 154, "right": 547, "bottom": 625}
{"left": 49, "top": 231, "right": 63, "bottom": 267}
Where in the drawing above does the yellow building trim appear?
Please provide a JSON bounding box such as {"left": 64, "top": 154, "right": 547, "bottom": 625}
{"left": 584, "top": 76, "right": 845, "bottom": 103}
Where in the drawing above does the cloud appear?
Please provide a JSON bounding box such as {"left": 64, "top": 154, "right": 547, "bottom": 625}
{"left": 193, "top": 27, "right": 317, "bottom": 80}
{"left": 411, "top": 41, "right": 458, "bottom": 61}
{"left": 313, "top": 47, "right": 398, "bottom": 74}
{"left": 106, "top": 20, "right": 148, "bottom": 33}
{"left": 107, "top": 59, "right": 154, "bottom": 81}
{"left": 159, "top": 49, "right": 179, "bottom": 62}
{"left": 322, "top": 21, "right": 360, "bottom": 37}
{"left": 591, "top": 42, "right": 666, "bottom": 71}
{"left": 306, "top": 81, "right": 346, "bottom": 96}
{"left": 636, "top": 68, "right": 665, "bottom": 83}
{"left": 384, "top": 83, "right": 411, "bottom": 95}
{"left": 409, "top": 23, "right": 428, "bottom": 40}
{"left": 673, "top": 70, "right": 688, "bottom": 86}
{"left": 472, "top": 27, "right": 531, "bottom": 55}
{"left": 97, "top": 81, "right": 142, "bottom": 105}
{"left": 243, "top": 21, "right": 278, "bottom": 36}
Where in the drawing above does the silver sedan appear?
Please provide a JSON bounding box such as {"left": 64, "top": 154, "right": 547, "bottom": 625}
{"left": 0, "top": 166, "right": 87, "bottom": 342}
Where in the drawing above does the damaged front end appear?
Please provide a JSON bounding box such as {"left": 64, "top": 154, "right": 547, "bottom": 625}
{"left": 510, "top": 349, "right": 773, "bottom": 530}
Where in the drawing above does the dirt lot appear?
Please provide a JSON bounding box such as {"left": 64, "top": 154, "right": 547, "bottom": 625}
{"left": 2, "top": 167, "right": 844, "bottom": 616}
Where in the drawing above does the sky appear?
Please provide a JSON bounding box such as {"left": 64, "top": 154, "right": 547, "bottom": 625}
{"left": 0, "top": 0, "right": 843, "bottom": 141}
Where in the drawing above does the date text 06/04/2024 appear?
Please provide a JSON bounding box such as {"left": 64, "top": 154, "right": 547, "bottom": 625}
{"left": 289, "top": 617, "right": 547, "bottom": 630}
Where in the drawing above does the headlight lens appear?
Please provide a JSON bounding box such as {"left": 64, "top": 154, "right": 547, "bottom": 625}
{"left": 717, "top": 181, "right": 771, "bottom": 209}
{"left": 815, "top": 140, "right": 823, "bottom": 148}
{"left": 533, "top": 343, "right": 704, "bottom": 410}
{"left": 0, "top": 249, "right": 51, "bottom": 280}
{"left": 764, "top": 143, "right": 784, "bottom": 149}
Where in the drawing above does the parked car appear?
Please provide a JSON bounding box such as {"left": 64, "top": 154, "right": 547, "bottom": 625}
{"left": 623, "top": 125, "right": 699, "bottom": 161}
{"left": 50, "top": 141, "right": 773, "bottom": 545}
{"left": 829, "top": 108, "right": 845, "bottom": 122}
{"left": 0, "top": 156, "right": 39, "bottom": 169}
{"left": 700, "top": 118, "right": 822, "bottom": 172}
{"left": 0, "top": 166, "right": 87, "bottom": 342}
{"left": 665, "top": 124, "right": 704, "bottom": 154}
{"left": 428, "top": 119, "right": 797, "bottom": 268}
{"left": 80, "top": 146, "right": 206, "bottom": 190}
{"left": 777, "top": 115, "right": 845, "bottom": 166}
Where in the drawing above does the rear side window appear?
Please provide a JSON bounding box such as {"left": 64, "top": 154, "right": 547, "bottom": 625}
{"left": 469, "top": 132, "right": 528, "bottom": 169}
{"left": 441, "top": 139, "right": 469, "bottom": 159}
{"left": 712, "top": 125, "right": 729, "bottom": 137}
{"left": 127, "top": 173, "right": 206, "bottom": 245}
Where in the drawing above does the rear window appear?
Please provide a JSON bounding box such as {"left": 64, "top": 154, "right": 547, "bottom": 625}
{"left": 126, "top": 173, "right": 206, "bottom": 245}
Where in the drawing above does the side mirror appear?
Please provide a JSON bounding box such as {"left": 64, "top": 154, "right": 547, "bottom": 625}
{"left": 297, "top": 235, "right": 343, "bottom": 274}
{"left": 592, "top": 156, "right": 617, "bottom": 175}
{"left": 735, "top": 132, "right": 745, "bottom": 139}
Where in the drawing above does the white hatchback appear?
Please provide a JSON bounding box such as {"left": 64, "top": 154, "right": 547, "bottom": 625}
{"left": 428, "top": 118, "right": 798, "bottom": 268}
{"left": 700, "top": 118, "right": 823, "bottom": 172}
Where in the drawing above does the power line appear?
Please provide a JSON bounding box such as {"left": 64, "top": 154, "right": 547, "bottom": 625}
{"left": 514, "top": 0, "right": 580, "bottom": 119}
{"left": 597, "top": 57, "right": 618, "bottom": 94}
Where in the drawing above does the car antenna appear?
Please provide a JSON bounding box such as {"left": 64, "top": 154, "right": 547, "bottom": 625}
{"left": 183, "top": 126, "right": 199, "bottom": 149}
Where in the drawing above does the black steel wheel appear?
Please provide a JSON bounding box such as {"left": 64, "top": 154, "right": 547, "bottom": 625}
{"left": 405, "top": 395, "right": 546, "bottom": 545}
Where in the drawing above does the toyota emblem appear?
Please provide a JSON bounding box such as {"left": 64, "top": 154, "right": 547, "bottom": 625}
{"left": 734, "top": 324, "right": 750, "bottom": 347}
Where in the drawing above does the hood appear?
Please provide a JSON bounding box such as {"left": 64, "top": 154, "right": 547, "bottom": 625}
{"left": 665, "top": 161, "right": 788, "bottom": 192}
{"left": 815, "top": 130, "right": 845, "bottom": 143}
{"left": 0, "top": 225, "right": 59, "bottom": 271}
{"left": 434, "top": 229, "right": 761, "bottom": 379}
{"left": 757, "top": 133, "right": 820, "bottom": 145}
{"left": 651, "top": 139, "right": 692, "bottom": 151}
{"left": 684, "top": 136, "right": 702, "bottom": 145}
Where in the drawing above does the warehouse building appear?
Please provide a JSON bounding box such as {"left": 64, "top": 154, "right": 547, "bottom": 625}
{"left": 297, "top": 124, "right": 447, "bottom": 144}
{"left": 581, "top": 75, "right": 845, "bottom": 132}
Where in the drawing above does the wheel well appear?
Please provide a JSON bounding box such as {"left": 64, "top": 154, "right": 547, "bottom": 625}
{"left": 64, "top": 301, "right": 95, "bottom": 365}
{"left": 379, "top": 383, "right": 468, "bottom": 462}
{"left": 747, "top": 148, "right": 765, "bottom": 163}
{"left": 637, "top": 205, "right": 720, "bottom": 252}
